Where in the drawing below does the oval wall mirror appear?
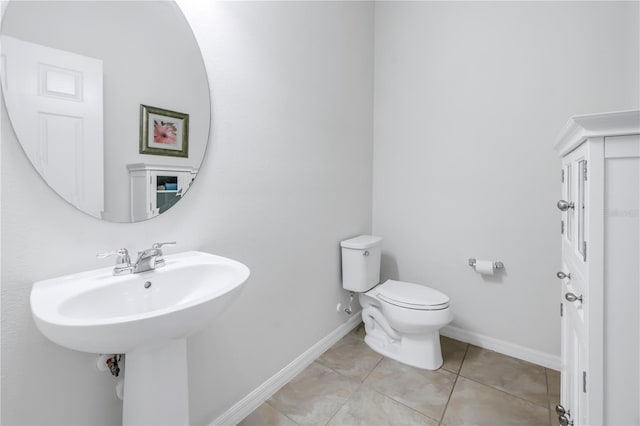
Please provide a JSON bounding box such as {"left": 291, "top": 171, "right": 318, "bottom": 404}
{"left": 1, "top": 1, "right": 210, "bottom": 223}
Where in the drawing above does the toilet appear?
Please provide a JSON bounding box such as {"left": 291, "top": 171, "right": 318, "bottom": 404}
{"left": 340, "top": 235, "right": 453, "bottom": 370}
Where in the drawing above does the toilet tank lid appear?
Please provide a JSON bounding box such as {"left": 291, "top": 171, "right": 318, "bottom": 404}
{"left": 340, "top": 235, "right": 382, "bottom": 249}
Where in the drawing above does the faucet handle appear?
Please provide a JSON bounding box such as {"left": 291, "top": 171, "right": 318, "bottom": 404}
{"left": 97, "top": 248, "right": 131, "bottom": 270}
{"left": 98, "top": 249, "right": 133, "bottom": 276}
{"left": 149, "top": 242, "right": 174, "bottom": 269}
{"left": 152, "top": 242, "right": 176, "bottom": 249}
{"left": 97, "top": 248, "right": 129, "bottom": 259}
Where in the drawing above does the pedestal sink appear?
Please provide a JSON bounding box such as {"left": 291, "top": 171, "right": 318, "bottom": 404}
{"left": 30, "top": 251, "right": 250, "bottom": 425}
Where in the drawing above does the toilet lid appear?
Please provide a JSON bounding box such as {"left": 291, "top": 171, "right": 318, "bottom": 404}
{"left": 372, "top": 280, "right": 449, "bottom": 310}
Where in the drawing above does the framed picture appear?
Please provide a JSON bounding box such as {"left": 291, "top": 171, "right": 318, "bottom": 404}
{"left": 139, "top": 104, "right": 189, "bottom": 158}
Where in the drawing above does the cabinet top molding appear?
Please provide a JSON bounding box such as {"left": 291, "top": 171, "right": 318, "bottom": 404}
{"left": 126, "top": 163, "right": 198, "bottom": 173}
{"left": 555, "top": 110, "right": 640, "bottom": 156}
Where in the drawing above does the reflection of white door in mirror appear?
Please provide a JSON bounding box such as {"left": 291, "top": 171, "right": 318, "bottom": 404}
{"left": 2, "top": 35, "right": 104, "bottom": 218}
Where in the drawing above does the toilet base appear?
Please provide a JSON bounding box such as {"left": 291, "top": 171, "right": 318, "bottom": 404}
{"left": 364, "top": 329, "right": 444, "bottom": 370}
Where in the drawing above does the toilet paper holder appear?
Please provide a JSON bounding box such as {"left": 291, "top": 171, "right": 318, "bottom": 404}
{"left": 468, "top": 258, "right": 504, "bottom": 270}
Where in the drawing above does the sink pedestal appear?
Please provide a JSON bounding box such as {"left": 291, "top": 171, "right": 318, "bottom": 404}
{"left": 123, "top": 339, "right": 189, "bottom": 426}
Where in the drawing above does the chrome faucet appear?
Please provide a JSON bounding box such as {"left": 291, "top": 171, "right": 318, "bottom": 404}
{"left": 98, "top": 242, "right": 175, "bottom": 275}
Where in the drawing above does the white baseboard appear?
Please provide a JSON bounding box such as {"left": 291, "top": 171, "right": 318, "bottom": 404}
{"left": 210, "top": 313, "right": 362, "bottom": 426}
{"left": 441, "top": 325, "right": 560, "bottom": 371}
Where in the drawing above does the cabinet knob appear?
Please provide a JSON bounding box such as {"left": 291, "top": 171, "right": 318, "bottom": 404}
{"left": 558, "top": 415, "right": 574, "bottom": 426}
{"left": 555, "top": 405, "right": 569, "bottom": 416}
{"left": 557, "top": 200, "right": 575, "bottom": 212}
{"left": 565, "top": 292, "right": 583, "bottom": 303}
{"left": 556, "top": 271, "right": 571, "bottom": 280}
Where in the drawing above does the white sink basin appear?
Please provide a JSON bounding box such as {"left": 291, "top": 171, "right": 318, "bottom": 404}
{"left": 31, "top": 251, "right": 250, "bottom": 354}
{"left": 30, "top": 250, "right": 250, "bottom": 425}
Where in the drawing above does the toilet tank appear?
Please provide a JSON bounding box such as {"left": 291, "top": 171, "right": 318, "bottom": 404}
{"left": 340, "top": 235, "right": 382, "bottom": 292}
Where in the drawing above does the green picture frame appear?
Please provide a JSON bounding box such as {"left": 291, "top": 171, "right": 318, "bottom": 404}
{"left": 139, "top": 104, "right": 189, "bottom": 158}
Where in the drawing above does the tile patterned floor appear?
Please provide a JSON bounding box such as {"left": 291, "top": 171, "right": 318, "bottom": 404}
{"left": 239, "top": 324, "right": 560, "bottom": 426}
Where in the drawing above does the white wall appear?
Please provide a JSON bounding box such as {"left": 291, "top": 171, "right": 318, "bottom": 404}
{"left": 2, "top": 1, "right": 210, "bottom": 222}
{"left": 0, "top": 1, "right": 374, "bottom": 424}
{"left": 372, "top": 1, "right": 639, "bottom": 358}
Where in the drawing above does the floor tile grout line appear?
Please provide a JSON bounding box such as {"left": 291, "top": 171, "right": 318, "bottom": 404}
{"left": 357, "top": 336, "right": 454, "bottom": 423}
{"left": 367, "top": 385, "right": 442, "bottom": 425}
{"left": 326, "top": 335, "right": 468, "bottom": 425}
{"left": 456, "top": 373, "right": 553, "bottom": 411}
{"left": 330, "top": 336, "right": 443, "bottom": 425}
{"left": 545, "top": 368, "right": 551, "bottom": 426}
{"left": 317, "top": 348, "right": 384, "bottom": 384}
{"left": 379, "top": 386, "right": 443, "bottom": 425}
{"left": 313, "top": 360, "right": 365, "bottom": 426}
{"left": 546, "top": 368, "right": 561, "bottom": 426}
{"left": 321, "top": 349, "right": 443, "bottom": 425}
{"left": 458, "top": 346, "right": 551, "bottom": 410}
{"left": 264, "top": 358, "right": 360, "bottom": 426}
{"left": 257, "top": 334, "right": 554, "bottom": 426}
{"left": 456, "top": 370, "right": 551, "bottom": 410}
{"left": 322, "top": 382, "right": 365, "bottom": 426}
{"left": 359, "top": 354, "right": 384, "bottom": 383}
{"left": 263, "top": 333, "right": 537, "bottom": 426}
{"left": 545, "top": 368, "right": 550, "bottom": 400}
{"left": 356, "top": 355, "right": 434, "bottom": 418}
{"left": 438, "top": 342, "right": 470, "bottom": 426}
{"left": 318, "top": 327, "right": 384, "bottom": 384}
{"left": 264, "top": 400, "right": 301, "bottom": 426}
{"left": 318, "top": 329, "right": 383, "bottom": 426}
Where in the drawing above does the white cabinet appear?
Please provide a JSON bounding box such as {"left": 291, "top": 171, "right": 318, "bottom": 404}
{"left": 555, "top": 110, "right": 640, "bottom": 426}
{"left": 127, "top": 163, "right": 198, "bottom": 221}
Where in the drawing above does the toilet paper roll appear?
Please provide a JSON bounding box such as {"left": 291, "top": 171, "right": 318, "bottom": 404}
{"left": 474, "top": 260, "right": 494, "bottom": 275}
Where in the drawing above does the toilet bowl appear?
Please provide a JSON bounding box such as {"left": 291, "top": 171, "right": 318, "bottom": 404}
{"left": 340, "top": 236, "right": 453, "bottom": 370}
{"left": 360, "top": 279, "right": 452, "bottom": 370}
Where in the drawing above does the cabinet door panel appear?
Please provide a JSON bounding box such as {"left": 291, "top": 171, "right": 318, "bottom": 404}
{"left": 561, "top": 269, "right": 588, "bottom": 426}
{"left": 561, "top": 145, "right": 589, "bottom": 278}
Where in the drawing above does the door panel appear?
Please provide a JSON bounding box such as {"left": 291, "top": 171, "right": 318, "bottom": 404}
{"left": 2, "top": 35, "right": 104, "bottom": 217}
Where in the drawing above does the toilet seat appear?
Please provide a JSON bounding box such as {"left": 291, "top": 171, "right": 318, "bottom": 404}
{"left": 370, "top": 279, "right": 449, "bottom": 311}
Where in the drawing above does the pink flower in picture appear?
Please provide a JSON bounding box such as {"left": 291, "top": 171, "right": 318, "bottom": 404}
{"left": 154, "top": 120, "right": 178, "bottom": 144}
